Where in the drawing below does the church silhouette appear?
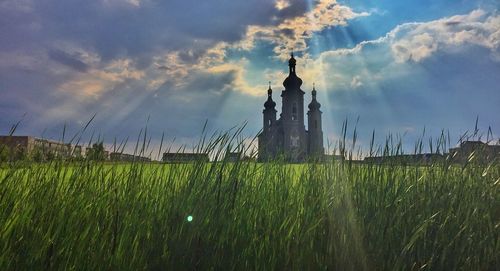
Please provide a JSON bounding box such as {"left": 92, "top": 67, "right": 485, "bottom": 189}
{"left": 258, "top": 53, "right": 324, "bottom": 162}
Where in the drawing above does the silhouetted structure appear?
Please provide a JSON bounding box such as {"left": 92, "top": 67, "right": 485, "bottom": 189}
{"left": 363, "top": 140, "right": 500, "bottom": 164}
{"left": 258, "top": 53, "right": 324, "bottom": 162}
{"left": 224, "top": 152, "right": 242, "bottom": 162}
{"left": 323, "top": 154, "right": 344, "bottom": 162}
{"left": 110, "top": 152, "right": 151, "bottom": 162}
{"left": 364, "top": 153, "right": 444, "bottom": 164}
{"left": 162, "top": 153, "right": 210, "bottom": 163}
{"left": 449, "top": 141, "right": 500, "bottom": 163}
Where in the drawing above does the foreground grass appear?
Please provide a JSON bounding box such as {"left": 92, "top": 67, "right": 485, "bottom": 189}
{"left": 1, "top": 158, "right": 498, "bottom": 270}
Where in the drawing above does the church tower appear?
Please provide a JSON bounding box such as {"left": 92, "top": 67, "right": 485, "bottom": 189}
{"left": 258, "top": 82, "right": 277, "bottom": 160}
{"left": 258, "top": 52, "right": 324, "bottom": 162}
{"left": 307, "top": 84, "right": 324, "bottom": 157}
{"left": 281, "top": 53, "right": 307, "bottom": 162}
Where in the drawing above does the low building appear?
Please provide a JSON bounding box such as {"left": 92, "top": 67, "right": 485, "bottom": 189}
{"left": 84, "top": 144, "right": 110, "bottom": 160}
{"left": 110, "top": 152, "right": 151, "bottom": 162}
{"left": 0, "top": 136, "right": 114, "bottom": 161}
{"left": 449, "top": 141, "right": 500, "bottom": 163}
{"left": 72, "top": 145, "right": 83, "bottom": 158}
{"left": 221, "top": 152, "right": 256, "bottom": 162}
{"left": 323, "top": 154, "right": 344, "bottom": 162}
{"left": 85, "top": 147, "right": 92, "bottom": 157}
{"left": 0, "top": 135, "right": 73, "bottom": 160}
{"left": 224, "top": 152, "right": 242, "bottom": 162}
{"left": 162, "top": 153, "right": 210, "bottom": 163}
{"left": 364, "top": 153, "right": 444, "bottom": 164}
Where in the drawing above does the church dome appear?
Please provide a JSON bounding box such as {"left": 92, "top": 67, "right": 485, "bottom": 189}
{"left": 264, "top": 84, "right": 276, "bottom": 109}
{"left": 264, "top": 97, "right": 276, "bottom": 109}
{"left": 308, "top": 99, "right": 321, "bottom": 110}
{"left": 283, "top": 73, "right": 303, "bottom": 89}
{"left": 308, "top": 86, "right": 321, "bottom": 110}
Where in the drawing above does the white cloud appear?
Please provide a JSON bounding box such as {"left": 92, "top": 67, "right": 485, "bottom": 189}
{"left": 350, "top": 75, "right": 363, "bottom": 88}
{"left": 389, "top": 9, "right": 500, "bottom": 63}
{"left": 232, "top": 0, "right": 369, "bottom": 59}
{"left": 302, "top": 9, "right": 500, "bottom": 91}
{"left": 275, "top": 0, "right": 290, "bottom": 11}
{"left": 315, "top": 9, "right": 499, "bottom": 62}
{"left": 392, "top": 32, "right": 437, "bottom": 62}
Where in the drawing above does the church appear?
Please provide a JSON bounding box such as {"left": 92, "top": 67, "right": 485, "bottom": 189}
{"left": 258, "top": 53, "right": 324, "bottom": 162}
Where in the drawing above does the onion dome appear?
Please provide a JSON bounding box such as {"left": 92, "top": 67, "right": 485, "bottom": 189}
{"left": 308, "top": 83, "right": 321, "bottom": 110}
{"left": 264, "top": 82, "right": 276, "bottom": 109}
{"left": 283, "top": 52, "right": 303, "bottom": 89}
{"left": 283, "top": 73, "right": 303, "bottom": 89}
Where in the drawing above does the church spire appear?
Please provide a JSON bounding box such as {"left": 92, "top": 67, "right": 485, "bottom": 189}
{"left": 288, "top": 52, "right": 296, "bottom": 74}
{"left": 264, "top": 81, "right": 276, "bottom": 110}
{"left": 283, "top": 52, "right": 302, "bottom": 90}
{"left": 308, "top": 83, "right": 321, "bottom": 111}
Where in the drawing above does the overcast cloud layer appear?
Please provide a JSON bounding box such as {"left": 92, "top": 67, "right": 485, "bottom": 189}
{"left": 1, "top": 0, "right": 499, "bottom": 154}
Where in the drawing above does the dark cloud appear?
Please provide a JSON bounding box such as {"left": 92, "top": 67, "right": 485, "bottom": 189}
{"left": 2, "top": 0, "right": 300, "bottom": 139}
{"left": 444, "top": 21, "right": 461, "bottom": 26}
{"left": 279, "top": 28, "right": 295, "bottom": 38}
{"left": 48, "top": 49, "right": 89, "bottom": 72}
{"left": 0, "top": 0, "right": 311, "bottom": 63}
{"left": 276, "top": 0, "right": 309, "bottom": 19}
{"left": 178, "top": 50, "right": 206, "bottom": 65}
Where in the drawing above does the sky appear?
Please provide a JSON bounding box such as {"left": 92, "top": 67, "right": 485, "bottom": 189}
{"left": 1, "top": 0, "right": 499, "bottom": 156}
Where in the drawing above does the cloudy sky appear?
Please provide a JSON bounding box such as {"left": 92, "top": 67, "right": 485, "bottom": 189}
{"left": 1, "top": 0, "right": 499, "bottom": 155}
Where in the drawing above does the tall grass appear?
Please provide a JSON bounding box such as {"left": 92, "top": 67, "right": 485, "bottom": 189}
{"left": 0, "top": 126, "right": 498, "bottom": 270}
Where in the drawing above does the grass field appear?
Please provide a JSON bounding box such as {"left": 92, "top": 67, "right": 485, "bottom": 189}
{"left": 0, "top": 127, "right": 499, "bottom": 270}
{"left": 1, "top": 158, "right": 498, "bottom": 270}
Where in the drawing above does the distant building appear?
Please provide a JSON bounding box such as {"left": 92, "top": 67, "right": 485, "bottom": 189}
{"left": 223, "top": 151, "right": 255, "bottom": 162}
{"left": 84, "top": 144, "right": 109, "bottom": 160}
{"left": 449, "top": 141, "right": 500, "bottom": 163}
{"left": 323, "top": 154, "right": 344, "bottom": 162}
{"left": 73, "top": 145, "right": 83, "bottom": 158}
{"left": 224, "top": 152, "right": 242, "bottom": 162}
{"left": 162, "top": 153, "right": 210, "bottom": 163}
{"left": 364, "top": 153, "right": 444, "bottom": 164}
{"left": 363, "top": 141, "right": 500, "bottom": 164}
{"left": 258, "top": 53, "right": 324, "bottom": 162}
{"left": 0, "top": 135, "right": 73, "bottom": 160}
{"left": 0, "top": 135, "right": 117, "bottom": 161}
{"left": 110, "top": 152, "right": 151, "bottom": 162}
